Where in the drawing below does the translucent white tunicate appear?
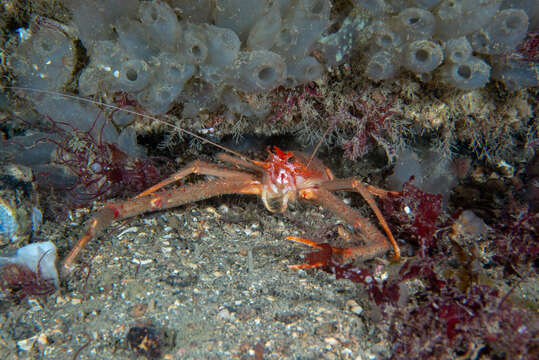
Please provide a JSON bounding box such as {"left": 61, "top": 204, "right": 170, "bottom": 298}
{"left": 247, "top": 2, "right": 282, "bottom": 50}
{"left": 206, "top": 25, "right": 241, "bottom": 67}
{"left": 171, "top": 0, "right": 213, "bottom": 23}
{"left": 137, "top": 60, "right": 195, "bottom": 114}
{"left": 77, "top": 40, "right": 131, "bottom": 95}
{"left": 78, "top": 67, "right": 108, "bottom": 96}
{"left": 0, "top": 133, "right": 59, "bottom": 166}
{"left": 393, "top": 7, "right": 436, "bottom": 41}
{"left": 271, "top": 24, "right": 301, "bottom": 59}
{"left": 286, "top": 56, "right": 324, "bottom": 85}
{"left": 8, "top": 27, "right": 74, "bottom": 90}
{"left": 439, "top": 56, "right": 491, "bottom": 89}
{"left": 434, "top": 0, "right": 503, "bottom": 39}
{"left": 370, "top": 20, "right": 402, "bottom": 50}
{"left": 366, "top": 51, "right": 398, "bottom": 80}
{"left": 111, "top": 105, "right": 136, "bottom": 127}
{"left": 443, "top": 37, "right": 472, "bottom": 64}
{"left": 117, "top": 127, "right": 146, "bottom": 159}
{"left": 492, "top": 59, "right": 539, "bottom": 90}
{"left": 277, "top": 0, "right": 331, "bottom": 59}
{"left": 115, "top": 59, "right": 151, "bottom": 92}
{"left": 139, "top": 0, "right": 181, "bottom": 46}
{"left": 115, "top": 17, "right": 158, "bottom": 60}
{"left": 233, "top": 50, "right": 286, "bottom": 92}
{"left": 86, "top": 40, "right": 128, "bottom": 74}
{"left": 179, "top": 24, "right": 209, "bottom": 65}
{"left": 30, "top": 95, "right": 118, "bottom": 144}
{"left": 67, "top": 0, "right": 138, "bottom": 42}
{"left": 501, "top": 0, "right": 539, "bottom": 31}
{"left": 407, "top": 0, "right": 442, "bottom": 9}
{"left": 180, "top": 79, "right": 222, "bottom": 117}
{"left": 402, "top": 40, "right": 443, "bottom": 73}
{"left": 200, "top": 66, "right": 224, "bottom": 85}
{"left": 353, "top": 0, "right": 387, "bottom": 15}
{"left": 137, "top": 85, "right": 178, "bottom": 115}
{"left": 214, "top": 0, "right": 270, "bottom": 41}
{"left": 290, "top": 0, "right": 332, "bottom": 25}
{"left": 469, "top": 9, "right": 528, "bottom": 55}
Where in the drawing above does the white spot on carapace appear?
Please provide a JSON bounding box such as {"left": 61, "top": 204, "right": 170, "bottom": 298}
{"left": 277, "top": 169, "right": 289, "bottom": 184}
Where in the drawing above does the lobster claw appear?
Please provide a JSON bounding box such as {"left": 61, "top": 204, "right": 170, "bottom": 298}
{"left": 286, "top": 236, "right": 350, "bottom": 269}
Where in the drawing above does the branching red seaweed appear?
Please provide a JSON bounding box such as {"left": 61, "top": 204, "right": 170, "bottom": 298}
{"left": 0, "top": 260, "right": 56, "bottom": 302}
{"left": 380, "top": 178, "right": 443, "bottom": 257}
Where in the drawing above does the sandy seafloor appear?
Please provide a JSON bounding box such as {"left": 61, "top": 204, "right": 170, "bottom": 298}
{"left": 1, "top": 191, "right": 396, "bottom": 359}
{"left": 0, "top": 1, "right": 538, "bottom": 359}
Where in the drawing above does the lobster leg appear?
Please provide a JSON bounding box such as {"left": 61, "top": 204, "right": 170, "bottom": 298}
{"left": 62, "top": 179, "right": 262, "bottom": 275}
{"left": 136, "top": 160, "right": 255, "bottom": 198}
{"left": 286, "top": 236, "right": 349, "bottom": 269}
{"left": 321, "top": 179, "right": 400, "bottom": 260}
{"left": 289, "top": 187, "right": 395, "bottom": 269}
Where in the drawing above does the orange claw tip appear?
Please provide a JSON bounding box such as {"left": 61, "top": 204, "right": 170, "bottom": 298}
{"left": 285, "top": 236, "right": 325, "bottom": 249}
{"left": 288, "top": 262, "right": 327, "bottom": 270}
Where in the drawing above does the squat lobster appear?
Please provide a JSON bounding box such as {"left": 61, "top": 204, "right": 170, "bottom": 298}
{"left": 62, "top": 146, "right": 400, "bottom": 275}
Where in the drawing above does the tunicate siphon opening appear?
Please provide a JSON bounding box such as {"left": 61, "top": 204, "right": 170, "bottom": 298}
{"left": 258, "top": 67, "right": 276, "bottom": 82}
{"left": 407, "top": 17, "right": 420, "bottom": 25}
{"left": 119, "top": 60, "right": 150, "bottom": 91}
{"left": 397, "top": 8, "right": 435, "bottom": 39}
{"left": 182, "top": 31, "right": 208, "bottom": 64}
{"left": 442, "top": 57, "right": 490, "bottom": 89}
{"left": 404, "top": 40, "right": 443, "bottom": 73}
{"left": 452, "top": 51, "right": 463, "bottom": 62}
{"left": 377, "top": 34, "right": 395, "bottom": 48}
{"left": 125, "top": 68, "right": 138, "bottom": 82}
{"left": 505, "top": 14, "right": 523, "bottom": 31}
{"left": 457, "top": 64, "right": 471, "bottom": 79}
{"left": 191, "top": 46, "right": 202, "bottom": 58}
{"left": 415, "top": 49, "right": 429, "bottom": 63}
{"left": 469, "top": 31, "right": 489, "bottom": 52}
{"left": 366, "top": 51, "right": 395, "bottom": 80}
{"left": 157, "top": 88, "right": 172, "bottom": 103}
{"left": 370, "top": 63, "right": 383, "bottom": 75}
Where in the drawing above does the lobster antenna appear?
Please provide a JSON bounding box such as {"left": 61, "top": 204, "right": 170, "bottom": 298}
{"left": 1, "top": 86, "right": 250, "bottom": 161}
{"left": 306, "top": 120, "right": 333, "bottom": 169}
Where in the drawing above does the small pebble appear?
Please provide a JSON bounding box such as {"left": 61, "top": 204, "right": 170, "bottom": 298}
{"left": 129, "top": 303, "right": 148, "bottom": 318}
{"left": 346, "top": 299, "right": 363, "bottom": 315}
{"left": 217, "top": 308, "right": 234, "bottom": 321}
{"left": 324, "top": 337, "right": 339, "bottom": 346}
